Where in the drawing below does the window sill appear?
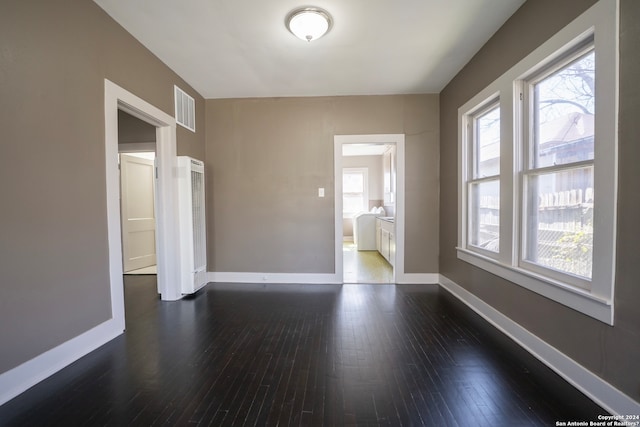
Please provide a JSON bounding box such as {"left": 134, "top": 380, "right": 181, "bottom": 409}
{"left": 456, "top": 247, "right": 613, "bottom": 325}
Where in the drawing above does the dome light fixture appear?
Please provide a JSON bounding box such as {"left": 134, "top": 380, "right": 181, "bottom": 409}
{"left": 286, "top": 7, "right": 333, "bottom": 42}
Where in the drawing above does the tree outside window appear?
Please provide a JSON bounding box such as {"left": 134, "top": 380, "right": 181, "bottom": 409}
{"left": 524, "top": 48, "right": 595, "bottom": 280}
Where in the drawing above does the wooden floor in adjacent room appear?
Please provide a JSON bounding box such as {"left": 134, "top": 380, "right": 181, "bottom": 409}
{"left": 343, "top": 241, "right": 393, "bottom": 284}
{"left": 0, "top": 276, "right": 604, "bottom": 426}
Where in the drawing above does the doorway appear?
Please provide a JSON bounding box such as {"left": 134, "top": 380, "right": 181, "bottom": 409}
{"left": 342, "top": 147, "right": 393, "bottom": 283}
{"left": 118, "top": 110, "right": 158, "bottom": 276}
{"left": 334, "top": 134, "right": 406, "bottom": 284}
{"left": 104, "top": 79, "right": 181, "bottom": 333}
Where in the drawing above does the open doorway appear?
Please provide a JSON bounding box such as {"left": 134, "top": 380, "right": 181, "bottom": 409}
{"left": 117, "top": 110, "right": 163, "bottom": 327}
{"left": 342, "top": 144, "right": 394, "bottom": 283}
{"left": 334, "top": 134, "right": 406, "bottom": 284}
{"left": 118, "top": 110, "right": 158, "bottom": 276}
{"left": 104, "top": 79, "right": 182, "bottom": 334}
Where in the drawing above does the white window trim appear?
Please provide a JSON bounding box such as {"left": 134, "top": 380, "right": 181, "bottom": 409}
{"left": 457, "top": 0, "right": 618, "bottom": 325}
{"left": 343, "top": 167, "right": 369, "bottom": 217}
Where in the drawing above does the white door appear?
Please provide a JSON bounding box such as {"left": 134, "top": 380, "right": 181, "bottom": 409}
{"left": 120, "top": 154, "right": 156, "bottom": 272}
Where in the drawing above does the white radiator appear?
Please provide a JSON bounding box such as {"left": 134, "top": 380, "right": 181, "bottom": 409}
{"left": 177, "top": 156, "right": 207, "bottom": 294}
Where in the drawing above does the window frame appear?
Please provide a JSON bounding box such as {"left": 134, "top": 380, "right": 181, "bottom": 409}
{"left": 464, "top": 98, "right": 502, "bottom": 259}
{"left": 519, "top": 42, "right": 596, "bottom": 290}
{"left": 457, "top": 0, "right": 618, "bottom": 325}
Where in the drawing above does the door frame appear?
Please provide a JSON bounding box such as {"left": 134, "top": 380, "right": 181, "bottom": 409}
{"left": 334, "top": 134, "right": 406, "bottom": 283}
{"left": 104, "top": 79, "right": 182, "bottom": 331}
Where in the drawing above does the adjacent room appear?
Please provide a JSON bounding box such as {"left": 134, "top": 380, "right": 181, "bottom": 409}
{"left": 342, "top": 142, "right": 396, "bottom": 284}
{"left": 118, "top": 110, "right": 159, "bottom": 276}
{"left": 1, "top": 0, "right": 639, "bottom": 425}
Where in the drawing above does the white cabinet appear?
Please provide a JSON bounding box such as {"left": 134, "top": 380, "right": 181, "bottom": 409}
{"left": 376, "top": 218, "right": 395, "bottom": 267}
{"left": 381, "top": 228, "right": 390, "bottom": 260}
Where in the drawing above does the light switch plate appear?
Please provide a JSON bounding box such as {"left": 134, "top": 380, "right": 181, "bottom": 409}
{"left": 318, "top": 187, "right": 325, "bottom": 197}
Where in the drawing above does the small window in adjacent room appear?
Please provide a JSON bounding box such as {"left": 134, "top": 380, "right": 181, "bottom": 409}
{"left": 343, "top": 168, "right": 368, "bottom": 216}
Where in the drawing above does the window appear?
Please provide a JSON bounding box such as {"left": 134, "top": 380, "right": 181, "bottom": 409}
{"left": 467, "top": 102, "right": 501, "bottom": 253}
{"left": 457, "top": 0, "right": 617, "bottom": 324}
{"left": 522, "top": 46, "right": 595, "bottom": 286}
{"left": 343, "top": 168, "right": 368, "bottom": 216}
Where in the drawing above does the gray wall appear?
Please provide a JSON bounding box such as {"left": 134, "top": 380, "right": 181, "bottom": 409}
{"left": 206, "top": 95, "right": 439, "bottom": 274}
{"left": 0, "top": 0, "right": 205, "bottom": 374}
{"left": 118, "top": 110, "right": 156, "bottom": 152}
{"left": 439, "top": 0, "right": 640, "bottom": 403}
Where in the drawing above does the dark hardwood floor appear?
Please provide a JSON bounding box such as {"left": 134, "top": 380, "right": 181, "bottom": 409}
{"left": 0, "top": 276, "right": 605, "bottom": 426}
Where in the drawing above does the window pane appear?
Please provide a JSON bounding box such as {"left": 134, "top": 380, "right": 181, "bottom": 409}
{"left": 344, "top": 194, "right": 365, "bottom": 214}
{"left": 343, "top": 172, "right": 364, "bottom": 193}
{"left": 469, "top": 180, "right": 500, "bottom": 252}
{"left": 524, "top": 167, "right": 593, "bottom": 279}
{"left": 533, "top": 51, "right": 595, "bottom": 168}
{"left": 475, "top": 106, "right": 500, "bottom": 178}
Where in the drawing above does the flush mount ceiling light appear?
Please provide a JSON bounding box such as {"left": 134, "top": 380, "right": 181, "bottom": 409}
{"left": 286, "top": 7, "right": 333, "bottom": 42}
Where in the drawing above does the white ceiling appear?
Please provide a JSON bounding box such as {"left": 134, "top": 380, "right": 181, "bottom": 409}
{"left": 94, "top": 0, "right": 525, "bottom": 99}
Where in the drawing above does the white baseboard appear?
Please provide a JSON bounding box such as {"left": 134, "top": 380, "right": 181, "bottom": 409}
{"left": 207, "top": 272, "right": 342, "bottom": 285}
{"left": 438, "top": 274, "right": 640, "bottom": 416}
{"left": 0, "top": 318, "right": 123, "bottom": 406}
{"left": 396, "top": 273, "right": 439, "bottom": 284}
{"left": 207, "top": 272, "right": 440, "bottom": 286}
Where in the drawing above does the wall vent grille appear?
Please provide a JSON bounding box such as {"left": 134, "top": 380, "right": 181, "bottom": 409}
{"left": 174, "top": 85, "right": 195, "bottom": 132}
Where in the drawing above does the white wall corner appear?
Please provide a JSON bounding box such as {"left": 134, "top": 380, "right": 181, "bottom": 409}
{"left": 438, "top": 274, "right": 640, "bottom": 416}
